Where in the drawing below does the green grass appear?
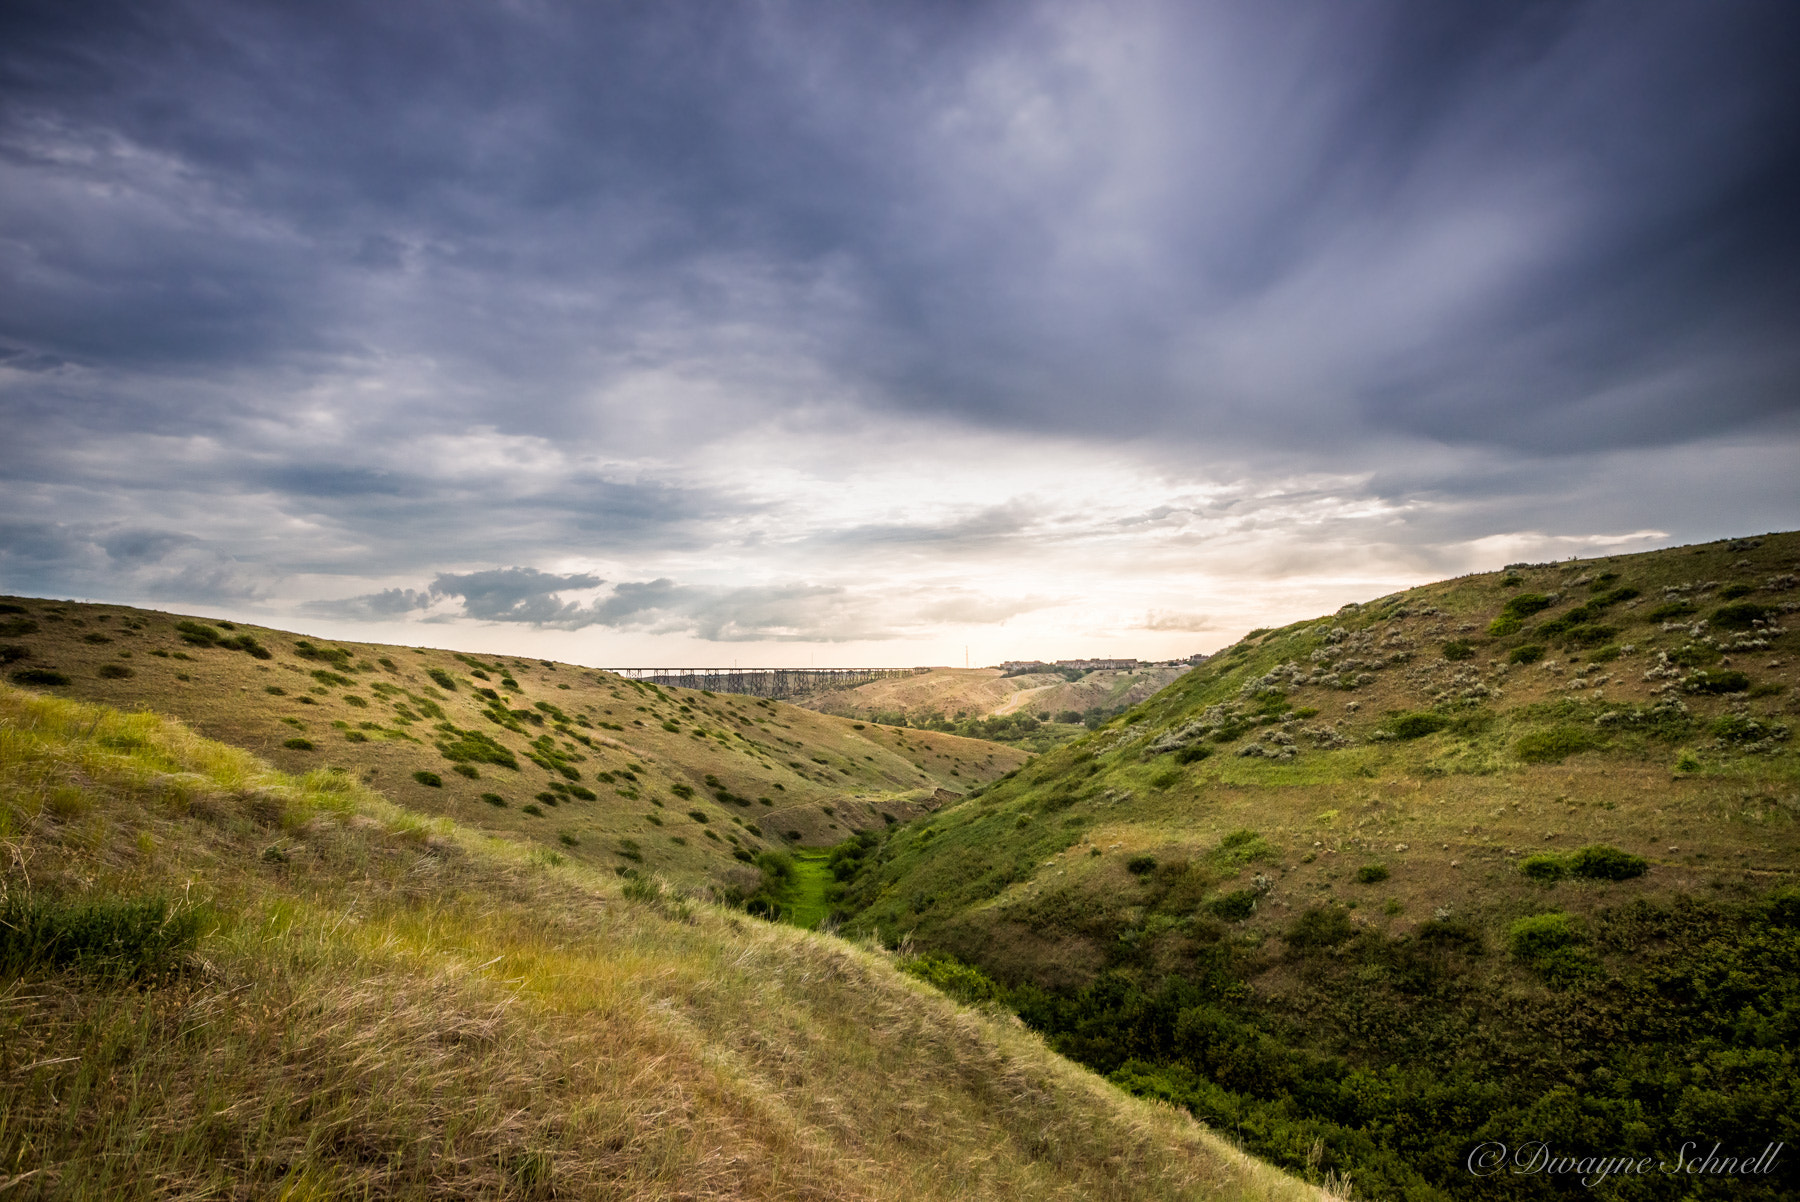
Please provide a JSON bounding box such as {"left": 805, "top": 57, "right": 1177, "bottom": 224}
{"left": 783, "top": 849, "right": 836, "bottom": 929}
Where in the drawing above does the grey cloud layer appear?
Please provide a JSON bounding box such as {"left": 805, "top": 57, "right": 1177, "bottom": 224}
{"left": 4, "top": 0, "right": 1796, "bottom": 455}
{"left": 2, "top": 1, "right": 1797, "bottom": 631}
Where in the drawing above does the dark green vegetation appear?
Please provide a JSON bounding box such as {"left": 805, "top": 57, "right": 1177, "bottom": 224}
{"left": 0, "top": 894, "right": 203, "bottom": 981}
{"left": 836, "top": 532, "right": 1800, "bottom": 1198}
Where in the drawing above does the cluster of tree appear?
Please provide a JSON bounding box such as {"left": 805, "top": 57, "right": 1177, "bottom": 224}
{"left": 886, "top": 890, "right": 1800, "bottom": 1200}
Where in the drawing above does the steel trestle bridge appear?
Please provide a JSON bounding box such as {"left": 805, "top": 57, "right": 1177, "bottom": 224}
{"left": 603, "top": 667, "right": 917, "bottom": 700}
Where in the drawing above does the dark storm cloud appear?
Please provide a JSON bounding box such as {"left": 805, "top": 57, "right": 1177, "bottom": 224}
{"left": 2, "top": 0, "right": 1797, "bottom": 624}
{"left": 3, "top": 0, "right": 1795, "bottom": 455}
{"left": 319, "top": 571, "right": 881, "bottom": 641}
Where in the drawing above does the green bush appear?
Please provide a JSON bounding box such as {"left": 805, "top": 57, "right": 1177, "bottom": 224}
{"left": 670, "top": 783, "right": 695, "bottom": 800}
{"left": 1711, "top": 602, "right": 1769, "bottom": 630}
{"left": 1648, "top": 600, "right": 1697, "bottom": 621}
{"left": 1569, "top": 844, "right": 1647, "bottom": 880}
{"left": 1386, "top": 712, "right": 1448, "bottom": 739}
{"left": 11, "top": 667, "right": 70, "bottom": 686}
{"left": 687, "top": 810, "right": 710, "bottom": 823}
{"left": 412, "top": 770, "right": 442, "bottom": 787}
{"left": 1501, "top": 593, "right": 1553, "bottom": 620}
{"left": 96, "top": 663, "right": 134, "bottom": 679}
{"left": 0, "top": 895, "right": 203, "bottom": 980}
{"left": 1507, "top": 911, "right": 1580, "bottom": 961}
{"left": 1356, "top": 864, "right": 1390, "bottom": 884}
{"left": 521, "top": 803, "right": 544, "bottom": 817}
{"left": 1514, "top": 726, "right": 1599, "bottom": 763}
{"left": 1126, "top": 855, "right": 1157, "bottom": 875}
{"left": 1441, "top": 640, "right": 1475, "bottom": 661}
{"left": 1684, "top": 669, "right": 1750, "bottom": 695}
{"left": 282, "top": 737, "right": 314, "bottom": 750}
{"left": 1487, "top": 615, "right": 1522, "bottom": 636}
{"left": 0, "top": 644, "right": 29, "bottom": 664}
{"left": 1508, "top": 643, "right": 1545, "bottom": 664}
{"left": 481, "top": 792, "right": 507, "bottom": 807}
{"left": 1519, "top": 854, "right": 1566, "bottom": 882}
{"left": 0, "top": 617, "right": 39, "bottom": 637}
{"left": 426, "top": 668, "right": 457, "bottom": 690}
{"left": 1588, "top": 644, "right": 1622, "bottom": 663}
{"left": 1149, "top": 768, "right": 1182, "bottom": 789}
{"left": 902, "top": 953, "right": 1002, "bottom": 1004}
{"left": 1207, "top": 890, "right": 1259, "bottom": 921}
{"left": 1286, "top": 906, "right": 1353, "bottom": 949}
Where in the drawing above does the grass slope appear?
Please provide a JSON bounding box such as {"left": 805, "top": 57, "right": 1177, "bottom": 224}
{"left": 0, "top": 684, "right": 1321, "bottom": 1200}
{"left": 837, "top": 532, "right": 1800, "bottom": 1198}
{"left": 0, "top": 598, "right": 1024, "bottom": 897}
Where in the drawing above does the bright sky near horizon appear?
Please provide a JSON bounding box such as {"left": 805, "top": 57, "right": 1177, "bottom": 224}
{"left": 3, "top": 2, "right": 1797, "bottom": 667}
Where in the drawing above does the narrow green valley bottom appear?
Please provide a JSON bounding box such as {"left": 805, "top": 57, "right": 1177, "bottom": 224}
{"left": 783, "top": 850, "right": 835, "bottom": 929}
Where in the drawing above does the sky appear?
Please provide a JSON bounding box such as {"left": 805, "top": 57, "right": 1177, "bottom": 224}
{"left": 2, "top": 0, "right": 1797, "bottom": 668}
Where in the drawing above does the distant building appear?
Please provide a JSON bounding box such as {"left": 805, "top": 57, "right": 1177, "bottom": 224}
{"left": 999, "top": 659, "right": 1052, "bottom": 673}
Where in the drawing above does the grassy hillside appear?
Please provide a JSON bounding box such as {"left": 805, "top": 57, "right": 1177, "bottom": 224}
{"left": 837, "top": 532, "right": 1800, "bottom": 1198}
{"left": 800, "top": 665, "right": 1190, "bottom": 751}
{"left": 0, "top": 683, "right": 1323, "bottom": 1200}
{"left": 0, "top": 598, "right": 1023, "bottom": 898}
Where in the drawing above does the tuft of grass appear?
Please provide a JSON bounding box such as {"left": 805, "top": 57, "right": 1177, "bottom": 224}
{"left": 413, "top": 770, "right": 443, "bottom": 787}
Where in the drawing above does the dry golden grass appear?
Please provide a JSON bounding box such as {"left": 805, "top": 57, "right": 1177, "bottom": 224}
{"left": 0, "top": 685, "right": 1318, "bottom": 1201}
{"left": 0, "top": 597, "right": 1026, "bottom": 892}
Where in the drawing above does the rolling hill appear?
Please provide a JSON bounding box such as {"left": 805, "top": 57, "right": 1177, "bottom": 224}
{"left": 0, "top": 598, "right": 1024, "bottom": 899}
{"left": 0, "top": 684, "right": 1323, "bottom": 1200}
{"left": 834, "top": 531, "right": 1800, "bottom": 1199}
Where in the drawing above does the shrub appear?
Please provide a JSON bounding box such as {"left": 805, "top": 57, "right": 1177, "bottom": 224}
{"left": 342, "top": 731, "right": 368, "bottom": 743}
{"left": 1208, "top": 890, "right": 1259, "bottom": 921}
{"left": 1442, "top": 640, "right": 1475, "bottom": 661}
{"left": 1149, "top": 768, "right": 1182, "bottom": 789}
{"left": 1711, "top": 602, "right": 1768, "bottom": 630}
{"left": 521, "top": 803, "right": 544, "bottom": 817}
{"left": 83, "top": 632, "right": 113, "bottom": 645}
{"left": 1286, "top": 906, "right": 1354, "bottom": 949}
{"left": 96, "top": 663, "right": 134, "bottom": 679}
{"left": 566, "top": 785, "right": 597, "bottom": 801}
{"left": 1356, "top": 864, "right": 1390, "bottom": 884}
{"left": 1509, "top": 644, "right": 1545, "bottom": 664}
{"left": 1126, "top": 855, "right": 1157, "bottom": 875}
{"left": 1683, "top": 670, "right": 1750, "bottom": 695}
{"left": 1387, "top": 712, "right": 1449, "bottom": 739}
{"left": 426, "top": 668, "right": 457, "bottom": 690}
{"left": 670, "top": 783, "right": 695, "bottom": 800}
{"left": 1519, "top": 854, "right": 1566, "bottom": 882}
{"left": 435, "top": 727, "right": 519, "bottom": 769}
{"left": 11, "top": 667, "right": 70, "bottom": 686}
{"left": 902, "top": 953, "right": 1002, "bottom": 1005}
{"left": 687, "top": 810, "right": 709, "bottom": 823}
{"left": 559, "top": 832, "right": 579, "bottom": 847}
{"left": 1501, "top": 593, "right": 1553, "bottom": 620}
{"left": 1675, "top": 750, "right": 1702, "bottom": 772}
{"left": 0, "top": 617, "right": 39, "bottom": 637}
{"left": 1569, "top": 844, "right": 1647, "bottom": 881}
{"left": 1648, "top": 600, "right": 1697, "bottom": 621}
{"left": 1514, "top": 726, "right": 1599, "bottom": 763}
{"left": 412, "top": 770, "right": 442, "bottom": 787}
{"left": 0, "top": 644, "right": 28, "bottom": 663}
{"left": 0, "top": 895, "right": 203, "bottom": 980}
{"left": 1588, "top": 644, "right": 1622, "bottom": 663}
{"left": 282, "top": 737, "right": 315, "bottom": 750}
{"left": 1711, "top": 714, "right": 1790, "bottom": 744}
{"left": 1557, "top": 623, "right": 1617, "bottom": 648}
{"left": 481, "top": 793, "right": 507, "bottom": 807}
{"left": 176, "top": 620, "right": 221, "bottom": 646}
{"left": 617, "top": 839, "right": 643, "bottom": 863}
{"left": 1507, "top": 912, "right": 1580, "bottom": 961}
